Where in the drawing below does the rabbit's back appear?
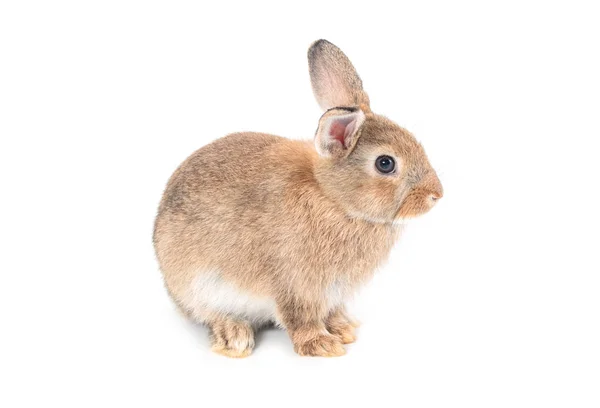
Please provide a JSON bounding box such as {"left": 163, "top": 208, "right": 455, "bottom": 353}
{"left": 156, "top": 132, "right": 286, "bottom": 219}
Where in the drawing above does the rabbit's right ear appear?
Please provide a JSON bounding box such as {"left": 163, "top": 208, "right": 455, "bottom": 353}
{"left": 308, "top": 40, "right": 370, "bottom": 112}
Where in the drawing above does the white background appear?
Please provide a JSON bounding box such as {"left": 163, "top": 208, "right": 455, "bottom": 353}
{"left": 1, "top": 1, "right": 599, "bottom": 407}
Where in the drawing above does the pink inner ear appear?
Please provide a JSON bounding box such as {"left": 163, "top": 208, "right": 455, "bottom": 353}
{"left": 329, "top": 117, "right": 356, "bottom": 147}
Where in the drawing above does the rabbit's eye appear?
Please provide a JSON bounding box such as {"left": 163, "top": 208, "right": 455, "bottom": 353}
{"left": 375, "top": 155, "right": 396, "bottom": 174}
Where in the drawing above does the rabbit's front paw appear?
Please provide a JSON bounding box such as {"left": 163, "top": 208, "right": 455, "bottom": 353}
{"left": 326, "top": 308, "right": 359, "bottom": 344}
{"left": 294, "top": 334, "right": 345, "bottom": 357}
{"left": 328, "top": 322, "right": 357, "bottom": 344}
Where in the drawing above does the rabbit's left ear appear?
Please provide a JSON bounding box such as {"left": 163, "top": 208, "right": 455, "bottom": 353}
{"left": 308, "top": 39, "right": 370, "bottom": 111}
{"left": 315, "top": 108, "right": 366, "bottom": 157}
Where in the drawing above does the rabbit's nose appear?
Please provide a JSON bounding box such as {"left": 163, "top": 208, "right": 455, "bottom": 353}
{"left": 427, "top": 173, "right": 443, "bottom": 203}
{"left": 428, "top": 184, "right": 443, "bottom": 204}
{"left": 418, "top": 170, "right": 443, "bottom": 206}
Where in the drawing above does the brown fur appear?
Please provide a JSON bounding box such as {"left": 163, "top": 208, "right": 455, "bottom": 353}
{"left": 153, "top": 39, "right": 442, "bottom": 357}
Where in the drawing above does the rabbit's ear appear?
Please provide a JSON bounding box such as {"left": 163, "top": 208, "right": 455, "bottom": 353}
{"left": 308, "top": 40, "right": 370, "bottom": 111}
{"left": 315, "top": 108, "right": 366, "bottom": 157}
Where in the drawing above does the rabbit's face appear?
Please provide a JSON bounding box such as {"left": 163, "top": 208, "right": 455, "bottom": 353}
{"left": 316, "top": 114, "right": 442, "bottom": 225}
{"left": 308, "top": 39, "right": 442, "bottom": 224}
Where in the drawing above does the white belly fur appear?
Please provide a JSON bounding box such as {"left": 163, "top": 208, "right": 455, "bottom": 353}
{"left": 185, "top": 270, "right": 279, "bottom": 326}
{"left": 184, "top": 270, "right": 350, "bottom": 327}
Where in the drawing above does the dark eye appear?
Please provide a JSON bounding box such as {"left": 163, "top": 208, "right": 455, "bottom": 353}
{"left": 375, "top": 155, "right": 396, "bottom": 174}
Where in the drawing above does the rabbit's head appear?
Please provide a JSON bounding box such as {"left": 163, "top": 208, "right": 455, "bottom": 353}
{"left": 309, "top": 40, "right": 443, "bottom": 224}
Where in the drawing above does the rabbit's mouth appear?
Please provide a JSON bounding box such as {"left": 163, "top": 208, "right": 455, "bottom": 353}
{"left": 395, "top": 190, "right": 442, "bottom": 220}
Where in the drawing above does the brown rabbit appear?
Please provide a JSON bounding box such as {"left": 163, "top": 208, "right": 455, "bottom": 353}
{"left": 153, "top": 39, "right": 443, "bottom": 358}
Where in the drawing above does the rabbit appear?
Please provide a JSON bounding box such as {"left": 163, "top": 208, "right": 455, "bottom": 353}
{"left": 153, "top": 39, "right": 443, "bottom": 358}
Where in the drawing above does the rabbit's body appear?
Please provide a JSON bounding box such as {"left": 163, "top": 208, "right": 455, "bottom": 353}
{"left": 154, "top": 40, "right": 442, "bottom": 357}
{"left": 154, "top": 132, "right": 397, "bottom": 326}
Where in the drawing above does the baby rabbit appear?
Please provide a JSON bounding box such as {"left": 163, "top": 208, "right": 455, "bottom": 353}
{"left": 153, "top": 39, "right": 443, "bottom": 357}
